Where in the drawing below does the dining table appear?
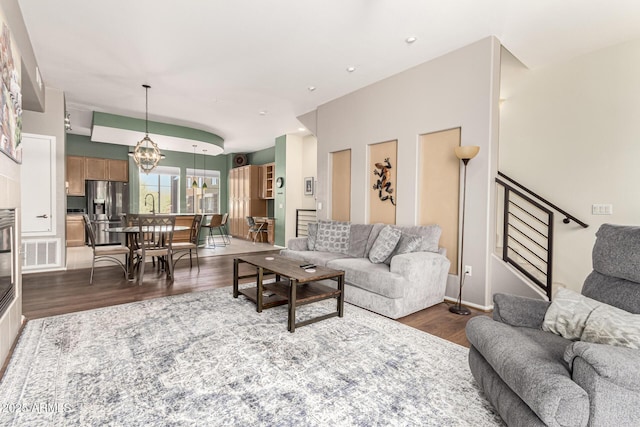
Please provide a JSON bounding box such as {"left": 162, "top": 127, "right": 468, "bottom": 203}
{"left": 107, "top": 225, "right": 189, "bottom": 280}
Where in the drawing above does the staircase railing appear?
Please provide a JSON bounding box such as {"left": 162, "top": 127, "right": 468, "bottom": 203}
{"left": 495, "top": 172, "right": 588, "bottom": 299}
{"left": 295, "top": 209, "right": 317, "bottom": 237}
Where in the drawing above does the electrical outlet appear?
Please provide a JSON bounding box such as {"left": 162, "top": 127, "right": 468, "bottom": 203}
{"left": 464, "top": 265, "right": 472, "bottom": 276}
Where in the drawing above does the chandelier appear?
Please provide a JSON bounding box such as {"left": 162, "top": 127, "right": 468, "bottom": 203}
{"left": 133, "top": 84, "right": 162, "bottom": 174}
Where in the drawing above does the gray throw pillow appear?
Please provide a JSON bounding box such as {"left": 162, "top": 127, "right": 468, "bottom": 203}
{"left": 368, "top": 225, "right": 402, "bottom": 264}
{"left": 392, "top": 224, "right": 441, "bottom": 253}
{"left": 307, "top": 223, "right": 318, "bottom": 250}
{"left": 314, "top": 220, "right": 351, "bottom": 254}
{"left": 384, "top": 233, "right": 424, "bottom": 265}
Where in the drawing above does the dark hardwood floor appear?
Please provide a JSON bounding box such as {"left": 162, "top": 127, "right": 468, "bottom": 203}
{"left": 6, "top": 250, "right": 488, "bottom": 377}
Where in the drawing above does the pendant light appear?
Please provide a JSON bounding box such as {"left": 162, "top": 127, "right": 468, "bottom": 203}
{"left": 132, "top": 84, "right": 162, "bottom": 174}
{"left": 202, "top": 149, "right": 208, "bottom": 191}
{"left": 191, "top": 145, "right": 198, "bottom": 188}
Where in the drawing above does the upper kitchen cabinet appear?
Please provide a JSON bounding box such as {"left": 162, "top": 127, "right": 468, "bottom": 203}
{"left": 85, "top": 157, "right": 107, "bottom": 180}
{"left": 67, "top": 156, "right": 129, "bottom": 194}
{"left": 107, "top": 159, "right": 128, "bottom": 182}
{"left": 67, "top": 155, "right": 85, "bottom": 196}
{"left": 260, "top": 162, "right": 275, "bottom": 199}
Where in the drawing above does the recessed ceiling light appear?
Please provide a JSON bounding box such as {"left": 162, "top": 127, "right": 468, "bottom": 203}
{"left": 308, "top": 86, "right": 316, "bottom": 92}
{"left": 298, "top": 127, "right": 306, "bottom": 132}
{"left": 259, "top": 110, "right": 267, "bottom": 116}
{"left": 346, "top": 66, "right": 356, "bottom": 73}
{"left": 406, "top": 36, "right": 417, "bottom": 44}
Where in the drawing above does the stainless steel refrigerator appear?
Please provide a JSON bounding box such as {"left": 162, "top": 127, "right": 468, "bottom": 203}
{"left": 86, "top": 180, "right": 129, "bottom": 245}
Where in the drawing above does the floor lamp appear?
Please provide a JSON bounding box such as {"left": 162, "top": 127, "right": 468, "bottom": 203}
{"left": 450, "top": 145, "right": 480, "bottom": 315}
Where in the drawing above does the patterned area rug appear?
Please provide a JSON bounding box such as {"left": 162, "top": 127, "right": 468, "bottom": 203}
{"left": 0, "top": 287, "right": 503, "bottom": 426}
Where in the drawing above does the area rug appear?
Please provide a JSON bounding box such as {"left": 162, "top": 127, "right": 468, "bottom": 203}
{"left": 0, "top": 287, "right": 504, "bottom": 426}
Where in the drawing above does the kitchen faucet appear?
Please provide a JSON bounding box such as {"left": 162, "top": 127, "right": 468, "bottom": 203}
{"left": 144, "top": 193, "right": 156, "bottom": 214}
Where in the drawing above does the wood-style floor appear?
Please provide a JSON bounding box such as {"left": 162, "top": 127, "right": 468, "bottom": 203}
{"left": 8, "top": 249, "right": 488, "bottom": 377}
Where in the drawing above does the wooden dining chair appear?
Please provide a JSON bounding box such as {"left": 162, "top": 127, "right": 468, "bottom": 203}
{"left": 82, "top": 214, "right": 129, "bottom": 285}
{"left": 135, "top": 214, "right": 176, "bottom": 284}
{"left": 172, "top": 214, "right": 203, "bottom": 271}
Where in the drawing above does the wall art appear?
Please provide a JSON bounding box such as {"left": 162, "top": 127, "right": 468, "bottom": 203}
{"left": 0, "top": 19, "right": 22, "bottom": 164}
{"left": 373, "top": 157, "right": 395, "bottom": 205}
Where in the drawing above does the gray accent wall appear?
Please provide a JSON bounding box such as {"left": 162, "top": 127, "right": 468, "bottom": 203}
{"left": 313, "top": 37, "right": 501, "bottom": 309}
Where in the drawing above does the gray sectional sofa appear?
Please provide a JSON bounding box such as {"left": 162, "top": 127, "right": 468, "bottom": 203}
{"left": 280, "top": 220, "right": 451, "bottom": 319}
{"left": 466, "top": 224, "right": 640, "bottom": 426}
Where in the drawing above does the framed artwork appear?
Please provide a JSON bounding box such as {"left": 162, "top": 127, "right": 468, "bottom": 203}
{"left": 304, "top": 177, "right": 314, "bottom": 196}
{"left": 0, "top": 19, "right": 22, "bottom": 164}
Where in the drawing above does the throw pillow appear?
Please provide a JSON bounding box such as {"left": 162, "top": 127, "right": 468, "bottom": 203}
{"left": 314, "top": 220, "right": 351, "bottom": 254}
{"left": 307, "top": 222, "right": 318, "bottom": 250}
{"left": 581, "top": 304, "right": 640, "bottom": 350}
{"left": 542, "top": 288, "right": 602, "bottom": 340}
{"left": 368, "top": 225, "right": 402, "bottom": 264}
{"left": 384, "top": 232, "right": 424, "bottom": 265}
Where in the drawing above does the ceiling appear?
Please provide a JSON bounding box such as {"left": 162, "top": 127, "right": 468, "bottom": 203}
{"left": 17, "top": 0, "right": 640, "bottom": 155}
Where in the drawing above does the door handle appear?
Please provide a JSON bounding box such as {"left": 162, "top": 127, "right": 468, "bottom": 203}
{"left": 36, "top": 214, "right": 49, "bottom": 218}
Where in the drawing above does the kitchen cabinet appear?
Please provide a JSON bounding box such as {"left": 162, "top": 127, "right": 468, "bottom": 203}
{"left": 85, "top": 157, "right": 107, "bottom": 180}
{"left": 260, "top": 163, "right": 275, "bottom": 199}
{"left": 228, "top": 165, "right": 266, "bottom": 239}
{"left": 67, "top": 156, "right": 85, "bottom": 196}
{"left": 107, "top": 159, "right": 129, "bottom": 182}
{"left": 66, "top": 215, "right": 86, "bottom": 247}
{"left": 66, "top": 156, "right": 129, "bottom": 194}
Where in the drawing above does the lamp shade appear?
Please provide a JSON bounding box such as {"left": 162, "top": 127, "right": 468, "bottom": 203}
{"left": 454, "top": 145, "right": 480, "bottom": 161}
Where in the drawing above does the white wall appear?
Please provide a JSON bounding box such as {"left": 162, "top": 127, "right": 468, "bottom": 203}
{"left": 499, "top": 37, "right": 640, "bottom": 293}
{"left": 282, "top": 134, "right": 318, "bottom": 244}
{"left": 301, "top": 135, "right": 317, "bottom": 210}
{"left": 284, "top": 134, "right": 303, "bottom": 244}
{"left": 314, "top": 37, "right": 501, "bottom": 308}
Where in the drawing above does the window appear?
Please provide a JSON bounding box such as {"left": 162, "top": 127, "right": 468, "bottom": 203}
{"left": 186, "top": 169, "right": 220, "bottom": 214}
{"left": 139, "top": 166, "right": 180, "bottom": 213}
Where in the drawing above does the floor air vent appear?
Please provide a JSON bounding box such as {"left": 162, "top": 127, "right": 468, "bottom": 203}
{"left": 22, "top": 239, "right": 61, "bottom": 271}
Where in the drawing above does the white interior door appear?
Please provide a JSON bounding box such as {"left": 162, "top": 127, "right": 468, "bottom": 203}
{"left": 20, "top": 133, "right": 56, "bottom": 235}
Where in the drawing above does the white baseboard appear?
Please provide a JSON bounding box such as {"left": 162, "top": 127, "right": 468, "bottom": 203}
{"left": 444, "top": 296, "right": 493, "bottom": 312}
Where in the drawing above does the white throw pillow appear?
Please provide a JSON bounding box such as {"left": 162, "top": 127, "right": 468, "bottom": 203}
{"left": 581, "top": 304, "right": 640, "bottom": 349}
{"left": 542, "top": 288, "right": 602, "bottom": 340}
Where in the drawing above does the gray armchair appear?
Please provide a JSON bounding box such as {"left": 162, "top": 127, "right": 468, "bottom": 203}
{"left": 466, "top": 224, "right": 640, "bottom": 426}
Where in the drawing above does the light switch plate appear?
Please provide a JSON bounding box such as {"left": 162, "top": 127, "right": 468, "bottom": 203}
{"left": 592, "top": 204, "right": 613, "bottom": 215}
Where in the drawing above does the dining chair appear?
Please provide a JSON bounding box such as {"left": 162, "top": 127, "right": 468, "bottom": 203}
{"left": 135, "top": 214, "right": 176, "bottom": 284}
{"left": 82, "top": 214, "right": 129, "bottom": 285}
{"left": 172, "top": 214, "right": 203, "bottom": 271}
{"left": 246, "top": 216, "right": 267, "bottom": 243}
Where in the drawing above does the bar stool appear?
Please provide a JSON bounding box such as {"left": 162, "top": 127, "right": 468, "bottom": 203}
{"left": 205, "top": 214, "right": 228, "bottom": 248}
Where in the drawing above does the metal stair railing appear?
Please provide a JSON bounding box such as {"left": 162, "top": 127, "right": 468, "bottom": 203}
{"left": 295, "top": 209, "right": 317, "bottom": 237}
{"left": 495, "top": 172, "right": 588, "bottom": 299}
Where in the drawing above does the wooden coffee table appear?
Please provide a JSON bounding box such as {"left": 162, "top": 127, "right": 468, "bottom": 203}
{"left": 233, "top": 254, "right": 345, "bottom": 332}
